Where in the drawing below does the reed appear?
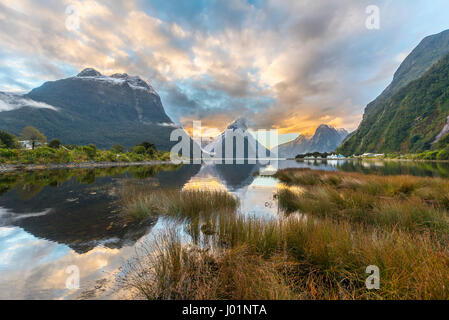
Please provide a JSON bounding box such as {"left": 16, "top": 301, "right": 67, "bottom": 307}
{"left": 123, "top": 229, "right": 295, "bottom": 300}
{"left": 122, "top": 169, "right": 449, "bottom": 300}
{"left": 276, "top": 169, "right": 449, "bottom": 237}
{"left": 125, "top": 215, "right": 449, "bottom": 300}
{"left": 121, "top": 184, "right": 238, "bottom": 223}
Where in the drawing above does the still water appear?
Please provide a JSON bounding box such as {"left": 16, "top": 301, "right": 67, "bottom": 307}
{"left": 1, "top": 159, "right": 448, "bottom": 299}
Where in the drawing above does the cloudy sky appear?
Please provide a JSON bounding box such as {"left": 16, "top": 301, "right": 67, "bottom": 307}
{"left": 1, "top": 0, "right": 449, "bottom": 138}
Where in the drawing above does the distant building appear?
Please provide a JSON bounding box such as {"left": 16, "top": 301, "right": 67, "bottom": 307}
{"left": 361, "top": 153, "right": 385, "bottom": 158}
{"left": 328, "top": 154, "right": 345, "bottom": 159}
{"left": 19, "top": 140, "right": 44, "bottom": 149}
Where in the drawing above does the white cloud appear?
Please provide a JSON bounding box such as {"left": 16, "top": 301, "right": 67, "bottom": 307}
{"left": 0, "top": 0, "right": 444, "bottom": 134}
{"left": 0, "top": 93, "right": 58, "bottom": 112}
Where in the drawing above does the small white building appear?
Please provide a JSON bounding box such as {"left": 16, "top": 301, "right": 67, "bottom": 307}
{"left": 361, "top": 153, "right": 385, "bottom": 158}
{"left": 328, "top": 154, "right": 345, "bottom": 159}
{"left": 18, "top": 140, "right": 43, "bottom": 150}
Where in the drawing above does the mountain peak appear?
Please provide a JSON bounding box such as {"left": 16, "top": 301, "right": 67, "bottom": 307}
{"left": 74, "top": 69, "right": 157, "bottom": 95}
{"left": 77, "top": 68, "right": 103, "bottom": 77}
{"left": 110, "top": 73, "right": 129, "bottom": 79}
{"left": 227, "top": 118, "right": 248, "bottom": 131}
{"left": 314, "top": 124, "right": 338, "bottom": 135}
{"left": 314, "top": 124, "right": 348, "bottom": 138}
{"left": 316, "top": 124, "right": 332, "bottom": 131}
{"left": 277, "top": 124, "right": 349, "bottom": 157}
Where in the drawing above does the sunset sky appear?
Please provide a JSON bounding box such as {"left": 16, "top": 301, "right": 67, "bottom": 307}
{"left": 1, "top": 0, "right": 449, "bottom": 138}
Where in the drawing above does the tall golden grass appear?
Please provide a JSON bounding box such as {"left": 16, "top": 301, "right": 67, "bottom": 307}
{"left": 122, "top": 230, "right": 294, "bottom": 300}
{"left": 124, "top": 215, "right": 449, "bottom": 300}
{"left": 276, "top": 169, "right": 449, "bottom": 238}
{"left": 121, "top": 170, "right": 449, "bottom": 300}
{"left": 120, "top": 183, "right": 238, "bottom": 222}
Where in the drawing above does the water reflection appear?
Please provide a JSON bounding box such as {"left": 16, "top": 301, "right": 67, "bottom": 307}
{"left": 280, "top": 159, "right": 449, "bottom": 178}
{"left": 0, "top": 226, "right": 138, "bottom": 299}
{"left": 1, "top": 159, "right": 449, "bottom": 299}
{"left": 0, "top": 164, "right": 200, "bottom": 253}
{"left": 183, "top": 164, "right": 258, "bottom": 192}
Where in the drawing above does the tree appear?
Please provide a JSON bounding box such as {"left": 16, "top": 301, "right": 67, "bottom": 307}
{"left": 82, "top": 146, "right": 97, "bottom": 159}
{"left": 137, "top": 142, "right": 156, "bottom": 155}
{"left": 0, "top": 130, "right": 17, "bottom": 149}
{"left": 110, "top": 144, "right": 124, "bottom": 153}
{"left": 48, "top": 139, "right": 62, "bottom": 149}
{"left": 20, "top": 126, "right": 46, "bottom": 149}
{"left": 132, "top": 145, "right": 147, "bottom": 155}
{"left": 437, "top": 146, "right": 449, "bottom": 160}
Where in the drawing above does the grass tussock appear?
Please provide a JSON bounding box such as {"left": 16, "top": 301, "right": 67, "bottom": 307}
{"left": 122, "top": 169, "right": 449, "bottom": 300}
{"left": 275, "top": 169, "right": 449, "bottom": 237}
{"left": 125, "top": 216, "right": 449, "bottom": 300}
{"left": 216, "top": 216, "right": 449, "bottom": 299}
{"left": 123, "top": 230, "right": 295, "bottom": 300}
{"left": 121, "top": 184, "right": 238, "bottom": 223}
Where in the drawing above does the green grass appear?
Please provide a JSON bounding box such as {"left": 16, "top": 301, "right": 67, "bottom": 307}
{"left": 0, "top": 146, "right": 171, "bottom": 165}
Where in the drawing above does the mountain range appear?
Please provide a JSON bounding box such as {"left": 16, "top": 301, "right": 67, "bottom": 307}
{"left": 276, "top": 124, "right": 348, "bottom": 158}
{"left": 9, "top": 32, "right": 449, "bottom": 158}
{"left": 0, "top": 68, "right": 177, "bottom": 149}
{"left": 339, "top": 29, "right": 449, "bottom": 155}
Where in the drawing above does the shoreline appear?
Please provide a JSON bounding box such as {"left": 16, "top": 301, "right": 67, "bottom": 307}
{"left": 2, "top": 157, "right": 449, "bottom": 173}
{"left": 0, "top": 160, "right": 174, "bottom": 173}
{"left": 292, "top": 157, "right": 449, "bottom": 163}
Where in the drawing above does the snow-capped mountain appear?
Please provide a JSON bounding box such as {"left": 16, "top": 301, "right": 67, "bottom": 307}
{"left": 0, "top": 68, "right": 177, "bottom": 149}
{"left": 203, "top": 118, "right": 270, "bottom": 163}
{"left": 76, "top": 68, "right": 159, "bottom": 96}
{"left": 276, "top": 124, "right": 349, "bottom": 158}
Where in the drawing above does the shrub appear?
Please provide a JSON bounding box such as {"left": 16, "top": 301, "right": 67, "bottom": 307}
{"left": 116, "top": 153, "right": 130, "bottom": 162}
{"left": 48, "top": 139, "right": 62, "bottom": 149}
{"left": 137, "top": 142, "right": 156, "bottom": 153}
{"left": 64, "top": 144, "right": 77, "bottom": 150}
{"left": 437, "top": 146, "right": 449, "bottom": 160}
{"left": 0, "top": 130, "right": 17, "bottom": 149}
{"left": 0, "top": 148, "right": 18, "bottom": 159}
{"left": 110, "top": 144, "right": 124, "bottom": 153}
{"left": 34, "top": 147, "right": 56, "bottom": 157}
{"left": 132, "top": 145, "right": 147, "bottom": 155}
{"left": 128, "top": 152, "right": 145, "bottom": 162}
{"left": 104, "top": 151, "right": 118, "bottom": 162}
{"left": 54, "top": 149, "right": 73, "bottom": 163}
{"left": 81, "top": 146, "right": 96, "bottom": 159}
{"left": 421, "top": 150, "right": 439, "bottom": 160}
